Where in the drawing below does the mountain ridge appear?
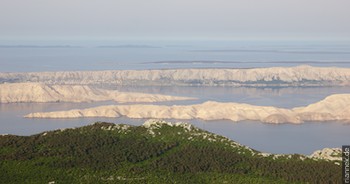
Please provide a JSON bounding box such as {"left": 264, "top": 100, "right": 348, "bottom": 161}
{"left": 0, "top": 83, "right": 193, "bottom": 103}
{"left": 2, "top": 65, "right": 350, "bottom": 86}
{"left": 25, "top": 94, "right": 350, "bottom": 124}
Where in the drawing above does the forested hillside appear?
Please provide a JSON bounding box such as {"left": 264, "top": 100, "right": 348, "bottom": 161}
{"left": 0, "top": 120, "right": 340, "bottom": 183}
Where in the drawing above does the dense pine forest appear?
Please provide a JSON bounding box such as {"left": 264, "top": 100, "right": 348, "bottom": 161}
{"left": 0, "top": 120, "right": 341, "bottom": 183}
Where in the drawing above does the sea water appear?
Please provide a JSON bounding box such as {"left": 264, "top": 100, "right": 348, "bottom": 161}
{"left": 0, "top": 40, "right": 350, "bottom": 154}
{"left": 1, "top": 40, "right": 350, "bottom": 72}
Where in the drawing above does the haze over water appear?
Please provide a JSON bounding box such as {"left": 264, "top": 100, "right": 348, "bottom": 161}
{"left": 1, "top": 40, "right": 350, "bottom": 72}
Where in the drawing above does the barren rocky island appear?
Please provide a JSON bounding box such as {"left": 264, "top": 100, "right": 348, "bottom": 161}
{"left": 1, "top": 65, "right": 350, "bottom": 86}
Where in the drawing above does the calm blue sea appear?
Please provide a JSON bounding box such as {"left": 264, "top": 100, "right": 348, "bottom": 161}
{"left": 1, "top": 40, "right": 350, "bottom": 155}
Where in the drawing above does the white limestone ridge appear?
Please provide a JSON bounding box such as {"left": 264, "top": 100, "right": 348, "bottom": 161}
{"left": 0, "top": 83, "right": 194, "bottom": 103}
{"left": 293, "top": 94, "right": 350, "bottom": 121}
{"left": 2, "top": 65, "right": 350, "bottom": 86}
{"left": 309, "top": 148, "right": 342, "bottom": 162}
{"left": 25, "top": 94, "right": 350, "bottom": 124}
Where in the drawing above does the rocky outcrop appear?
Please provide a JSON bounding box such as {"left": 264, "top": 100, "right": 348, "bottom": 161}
{"left": 2, "top": 65, "right": 350, "bottom": 86}
{"left": 309, "top": 148, "right": 342, "bottom": 161}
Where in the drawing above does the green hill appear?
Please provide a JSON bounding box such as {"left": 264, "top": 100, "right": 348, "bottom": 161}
{"left": 0, "top": 120, "right": 340, "bottom": 183}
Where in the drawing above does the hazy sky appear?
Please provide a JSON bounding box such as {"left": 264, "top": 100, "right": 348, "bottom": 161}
{"left": 1, "top": 0, "right": 350, "bottom": 40}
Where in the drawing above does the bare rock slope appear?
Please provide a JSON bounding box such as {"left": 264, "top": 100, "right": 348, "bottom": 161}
{"left": 309, "top": 148, "right": 342, "bottom": 162}
{"left": 25, "top": 94, "right": 350, "bottom": 124}
{"left": 0, "top": 83, "right": 193, "bottom": 103}
{"left": 2, "top": 65, "right": 350, "bottom": 86}
{"left": 293, "top": 94, "right": 350, "bottom": 121}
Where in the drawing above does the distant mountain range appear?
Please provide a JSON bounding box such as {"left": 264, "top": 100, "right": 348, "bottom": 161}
{"left": 1, "top": 65, "right": 350, "bottom": 87}
{"left": 0, "top": 83, "right": 193, "bottom": 103}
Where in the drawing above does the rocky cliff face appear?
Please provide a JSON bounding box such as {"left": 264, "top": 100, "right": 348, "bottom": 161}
{"left": 1, "top": 65, "right": 350, "bottom": 86}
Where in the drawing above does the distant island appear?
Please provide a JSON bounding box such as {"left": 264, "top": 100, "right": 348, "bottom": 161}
{"left": 25, "top": 94, "right": 350, "bottom": 124}
{"left": 1, "top": 65, "right": 350, "bottom": 87}
{"left": 0, "top": 45, "right": 81, "bottom": 48}
{"left": 0, "top": 120, "right": 341, "bottom": 183}
{"left": 142, "top": 60, "right": 350, "bottom": 65}
{"left": 97, "top": 44, "right": 161, "bottom": 48}
{"left": 190, "top": 49, "right": 350, "bottom": 55}
{"left": 0, "top": 83, "right": 193, "bottom": 103}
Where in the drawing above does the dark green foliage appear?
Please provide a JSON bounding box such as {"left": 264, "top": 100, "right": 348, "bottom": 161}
{"left": 0, "top": 122, "right": 341, "bottom": 183}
